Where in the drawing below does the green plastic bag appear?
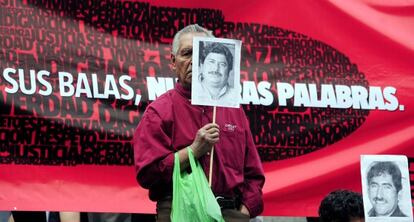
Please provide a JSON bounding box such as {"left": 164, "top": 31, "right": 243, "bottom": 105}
{"left": 171, "top": 148, "right": 225, "bottom": 222}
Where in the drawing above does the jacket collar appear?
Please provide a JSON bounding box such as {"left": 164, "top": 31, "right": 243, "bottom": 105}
{"left": 175, "top": 82, "right": 191, "bottom": 99}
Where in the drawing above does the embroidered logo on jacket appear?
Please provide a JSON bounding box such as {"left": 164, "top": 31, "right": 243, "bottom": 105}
{"left": 224, "top": 123, "right": 237, "bottom": 132}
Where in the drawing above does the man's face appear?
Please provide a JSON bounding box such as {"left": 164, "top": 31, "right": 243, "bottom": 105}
{"left": 368, "top": 173, "right": 399, "bottom": 216}
{"left": 171, "top": 32, "right": 206, "bottom": 89}
{"left": 201, "top": 52, "right": 229, "bottom": 89}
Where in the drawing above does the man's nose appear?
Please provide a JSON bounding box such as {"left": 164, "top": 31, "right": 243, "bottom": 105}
{"left": 376, "top": 186, "right": 384, "bottom": 199}
{"left": 215, "top": 63, "right": 221, "bottom": 72}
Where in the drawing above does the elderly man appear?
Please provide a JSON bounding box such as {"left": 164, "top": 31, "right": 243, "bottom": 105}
{"left": 133, "top": 24, "right": 265, "bottom": 222}
{"left": 367, "top": 161, "right": 407, "bottom": 217}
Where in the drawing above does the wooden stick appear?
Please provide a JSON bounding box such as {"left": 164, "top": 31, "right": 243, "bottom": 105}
{"left": 208, "top": 106, "right": 217, "bottom": 187}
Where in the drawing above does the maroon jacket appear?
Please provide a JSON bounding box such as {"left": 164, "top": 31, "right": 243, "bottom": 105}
{"left": 133, "top": 83, "right": 265, "bottom": 217}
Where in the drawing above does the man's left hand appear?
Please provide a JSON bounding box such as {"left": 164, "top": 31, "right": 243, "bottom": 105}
{"left": 239, "top": 204, "right": 250, "bottom": 217}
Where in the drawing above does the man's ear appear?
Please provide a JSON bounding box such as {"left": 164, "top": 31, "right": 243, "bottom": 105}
{"left": 397, "top": 190, "right": 403, "bottom": 201}
{"left": 170, "top": 54, "right": 176, "bottom": 72}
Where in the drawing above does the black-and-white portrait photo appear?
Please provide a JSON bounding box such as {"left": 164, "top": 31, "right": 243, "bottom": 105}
{"left": 361, "top": 155, "right": 413, "bottom": 222}
{"left": 191, "top": 37, "right": 241, "bottom": 108}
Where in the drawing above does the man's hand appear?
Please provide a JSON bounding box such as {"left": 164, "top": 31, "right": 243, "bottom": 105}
{"left": 191, "top": 123, "right": 220, "bottom": 158}
{"left": 239, "top": 204, "right": 250, "bottom": 217}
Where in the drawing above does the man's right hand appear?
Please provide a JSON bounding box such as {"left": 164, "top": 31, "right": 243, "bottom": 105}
{"left": 190, "top": 123, "right": 220, "bottom": 158}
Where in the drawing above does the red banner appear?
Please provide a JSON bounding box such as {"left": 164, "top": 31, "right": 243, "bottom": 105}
{"left": 0, "top": 0, "right": 413, "bottom": 216}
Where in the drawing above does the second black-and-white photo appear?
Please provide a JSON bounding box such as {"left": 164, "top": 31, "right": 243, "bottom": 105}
{"left": 360, "top": 155, "right": 413, "bottom": 222}
{"left": 191, "top": 37, "right": 241, "bottom": 108}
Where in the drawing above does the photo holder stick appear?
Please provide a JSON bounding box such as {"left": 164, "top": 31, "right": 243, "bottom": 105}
{"left": 208, "top": 106, "right": 217, "bottom": 187}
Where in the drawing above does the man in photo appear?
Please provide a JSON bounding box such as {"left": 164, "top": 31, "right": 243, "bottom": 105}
{"left": 367, "top": 161, "right": 407, "bottom": 217}
{"left": 198, "top": 42, "right": 236, "bottom": 103}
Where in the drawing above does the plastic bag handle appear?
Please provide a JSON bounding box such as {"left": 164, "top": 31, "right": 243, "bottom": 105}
{"left": 173, "top": 151, "right": 181, "bottom": 179}
{"left": 187, "top": 147, "right": 198, "bottom": 171}
{"left": 173, "top": 147, "right": 197, "bottom": 178}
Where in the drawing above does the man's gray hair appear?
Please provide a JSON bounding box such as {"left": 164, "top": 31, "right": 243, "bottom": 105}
{"left": 171, "top": 24, "right": 214, "bottom": 56}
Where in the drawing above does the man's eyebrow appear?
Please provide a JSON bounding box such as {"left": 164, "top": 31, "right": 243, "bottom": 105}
{"left": 179, "top": 47, "right": 192, "bottom": 53}
{"left": 380, "top": 182, "right": 394, "bottom": 187}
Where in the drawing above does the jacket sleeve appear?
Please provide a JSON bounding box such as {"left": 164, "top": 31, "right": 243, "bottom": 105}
{"left": 133, "top": 106, "right": 175, "bottom": 189}
{"left": 240, "top": 111, "right": 265, "bottom": 217}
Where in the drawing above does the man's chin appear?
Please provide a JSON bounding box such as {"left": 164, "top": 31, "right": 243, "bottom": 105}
{"left": 209, "top": 83, "right": 225, "bottom": 89}
{"left": 182, "top": 81, "right": 192, "bottom": 89}
{"left": 374, "top": 207, "right": 392, "bottom": 216}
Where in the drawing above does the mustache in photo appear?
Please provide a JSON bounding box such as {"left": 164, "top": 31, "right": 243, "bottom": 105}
{"left": 207, "top": 71, "right": 222, "bottom": 76}
{"left": 373, "top": 197, "right": 386, "bottom": 202}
